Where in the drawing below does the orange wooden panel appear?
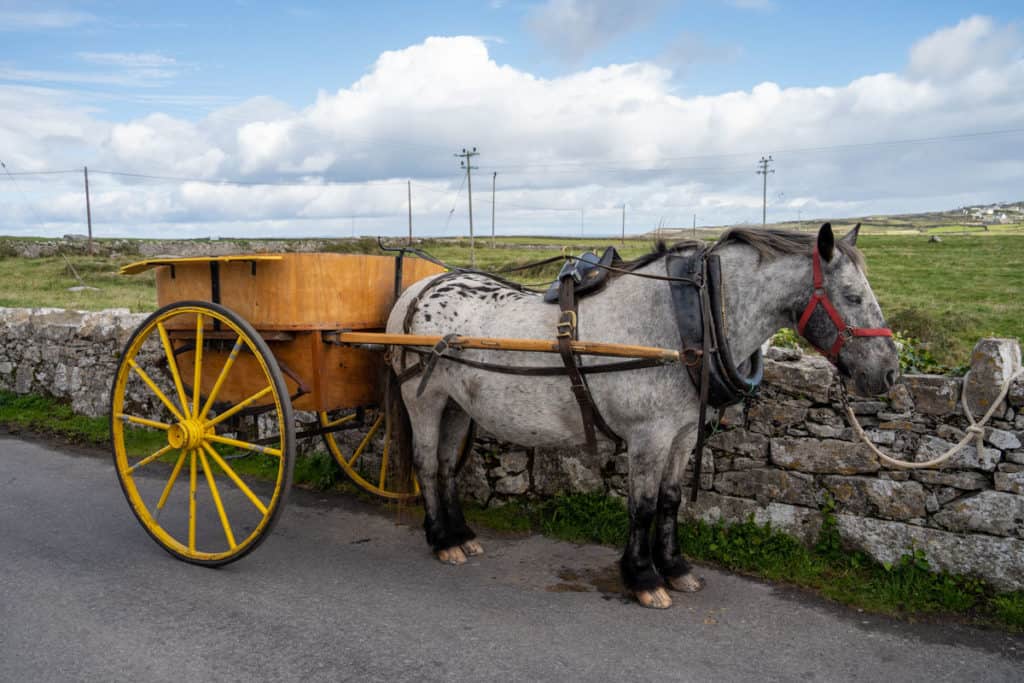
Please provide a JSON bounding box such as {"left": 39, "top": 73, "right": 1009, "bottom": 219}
{"left": 156, "top": 253, "right": 445, "bottom": 331}
{"left": 173, "top": 331, "right": 384, "bottom": 412}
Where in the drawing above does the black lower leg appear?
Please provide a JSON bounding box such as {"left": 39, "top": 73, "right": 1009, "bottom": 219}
{"left": 652, "top": 485, "right": 691, "bottom": 579}
{"left": 438, "top": 473, "right": 476, "bottom": 548}
{"left": 619, "top": 496, "right": 663, "bottom": 592}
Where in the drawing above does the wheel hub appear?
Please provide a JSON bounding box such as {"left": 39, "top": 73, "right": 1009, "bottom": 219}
{"left": 167, "top": 419, "right": 208, "bottom": 450}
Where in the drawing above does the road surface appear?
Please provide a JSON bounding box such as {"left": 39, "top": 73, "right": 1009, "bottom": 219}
{"left": 1, "top": 436, "right": 1021, "bottom": 682}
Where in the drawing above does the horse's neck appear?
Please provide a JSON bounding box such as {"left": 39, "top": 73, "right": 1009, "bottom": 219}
{"left": 716, "top": 244, "right": 809, "bottom": 363}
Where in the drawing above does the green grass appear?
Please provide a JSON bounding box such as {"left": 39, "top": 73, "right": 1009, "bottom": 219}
{"left": 3, "top": 388, "right": 1023, "bottom": 629}
{"left": 1, "top": 231, "right": 1021, "bottom": 365}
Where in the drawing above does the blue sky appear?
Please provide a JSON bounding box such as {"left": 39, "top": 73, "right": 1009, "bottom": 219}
{"left": 1, "top": 1, "right": 1023, "bottom": 237}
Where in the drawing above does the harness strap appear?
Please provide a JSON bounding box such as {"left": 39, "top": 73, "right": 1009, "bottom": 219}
{"left": 690, "top": 254, "right": 713, "bottom": 502}
{"left": 557, "top": 277, "right": 600, "bottom": 452}
{"left": 797, "top": 248, "right": 892, "bottom": 363}
{"left": 416, "top": 333, "right": 461, "bottom": 397}
{"left": 396, "top": 350, "right": 666, "bottom": 382}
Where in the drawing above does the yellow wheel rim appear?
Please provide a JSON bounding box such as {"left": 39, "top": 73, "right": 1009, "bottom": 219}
{"left": 319, "top": 410, "right": 420, "bottom": 501}
{"left": 111, "top": 303, "right": 293, "bottom": 565}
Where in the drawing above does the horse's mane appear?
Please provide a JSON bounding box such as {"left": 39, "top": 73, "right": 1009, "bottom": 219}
{"left": 715, "top": 227, "right": 865, "bottom": 271}
{"left": 613, "top": 227, "right": 865, "bottom": 274}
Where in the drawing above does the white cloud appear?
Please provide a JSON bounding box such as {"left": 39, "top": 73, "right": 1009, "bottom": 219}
{"left": 0, "top": 10, "right": 94, "bottom": 30}
{"left": 2, "top": 18, "right": 1024, "bottom": 238}
{"left": 77, "top": 52, "right": 177, "bottom": 68}
{"left": 526, "top": 0, "right": 664, "bottom": 61}
{"left": 909, "top": 15, "right": 1022, "bottom": 82}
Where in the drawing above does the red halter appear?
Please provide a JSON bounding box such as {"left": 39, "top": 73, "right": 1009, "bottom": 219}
{"left": 796, "top": 248, "right": 892, "bottom": 364}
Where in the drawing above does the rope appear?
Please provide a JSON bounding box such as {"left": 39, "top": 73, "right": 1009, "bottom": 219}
{"left": 841, "top": 366, "right": 1024, "bottom": 469}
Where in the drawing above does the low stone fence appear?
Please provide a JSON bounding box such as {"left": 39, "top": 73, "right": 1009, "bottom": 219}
{"left": 2, "top": 306, "right": 1023, "bottom": 590}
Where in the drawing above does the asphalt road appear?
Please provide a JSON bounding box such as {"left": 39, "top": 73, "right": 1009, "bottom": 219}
{"left": 2, "top": 436, "right": 1022, "bottom": 682}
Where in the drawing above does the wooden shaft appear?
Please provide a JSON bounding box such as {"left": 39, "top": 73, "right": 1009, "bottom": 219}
{"left": 337, "top": 331, "right": 679, "bottom": 362}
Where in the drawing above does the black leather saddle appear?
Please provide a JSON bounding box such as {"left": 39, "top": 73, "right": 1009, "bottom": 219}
{"left": 543, "top": 247, "right": 620, "bottom": 303}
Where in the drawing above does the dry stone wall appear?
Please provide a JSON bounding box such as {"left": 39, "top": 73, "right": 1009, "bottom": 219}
{"left": 2, "top": 306, "right": 1023, "bottom": 590}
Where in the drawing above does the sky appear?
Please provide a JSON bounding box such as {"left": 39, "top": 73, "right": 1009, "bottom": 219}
{"left": 1, "top": 1, "right": 1023, "bottom": 239}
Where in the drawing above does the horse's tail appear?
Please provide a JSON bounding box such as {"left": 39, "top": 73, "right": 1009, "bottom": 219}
{"left": 385, "top": 363, "right": 415, "bottom": 496}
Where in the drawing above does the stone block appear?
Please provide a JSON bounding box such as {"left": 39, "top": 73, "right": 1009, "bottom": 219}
{"left": 915, "top": 435, "right": 1000, "bottom": 472}
{"left": 822, "top": 476, "right": 927, "bottom": 520}
{"left": 865, "top": 429, "right": 896, "bottom": 446}
{"left": 806, "top": 423, "right": 845, "bottom": 439}
{"left": 911, "top": 469, "right": 990, "bottom": 490}
{"left": 496, "top": 450, "right": 530, "bottom": 475}
{"left": 495, "top": 473, "right": 529, "bottom": 496}
{"left": 1006, "top": 450, "right": 1024, "bottom": 465}
{"left": 713, "top": 468, "right": 817, "bottom": 507}
{"left": 836, "top": 514, "right": 1024, "bottom": 591}
{"left": 986, "top": 428, "right": 1022, "bottom": 451}
{"left": 679, "top": 492, "right": 823, "bottom": 544}
{"left": 887, "top": 383, "right": 914, "bottom": 412}
{"left": 762, "top": 356, "right": 835, "bottom": 403}
{"left": 932, "top": 491, "right": 1024, "bottom": 538}
{"left": 706, "top": 428, "right": 769, "bottom": 459}
{"left": 995, "top": 471, "right": 1024, "bottom": 495}
{"left": 901, "top": 375, "right": 961, "bottom": 416}
{"left": 1009, "top": 378, "right": 1024, "bottom": 408}
{"left": 771, "top": 437, "right": 879, "bottom": 474}
{"left": 965, "top": 338, "right": 1022, "bottom": 416}
{"left": 747, "top": 400, "right": 810, "bottom": 432}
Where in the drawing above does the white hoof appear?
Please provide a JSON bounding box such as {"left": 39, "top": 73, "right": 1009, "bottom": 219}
{"left": 436, "top": 546, "right": 467, "bottom": 565}
{"left": 635, "top": 587, "right": 673, "bottom": 609}
{"left": 461, "top": 539, "right": 484, "bottom": 556}
{"left": 667, "top": 572, "right": 705, "bottom": 593}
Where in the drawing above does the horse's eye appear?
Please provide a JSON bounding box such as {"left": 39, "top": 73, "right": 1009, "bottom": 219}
{"left": 845, "top": 294, "right": 863, "bottom": 305}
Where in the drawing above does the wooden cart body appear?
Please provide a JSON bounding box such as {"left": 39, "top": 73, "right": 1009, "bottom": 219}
{"left": 123, "top": 253, "right": 445, "bottom": 412}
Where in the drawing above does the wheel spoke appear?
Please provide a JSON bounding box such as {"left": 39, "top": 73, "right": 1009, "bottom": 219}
{"left": 204, "top": 386, "right": 274, "bottom": 429}
{"left": 321, "top": 412, "right": 358, "bottom": 429}
{"left": 188, "top": 450, "right": 198, "bottom": 552}
{"left": 201, "top": 442, "right": 269, "bottom": 515}
{"left": 117, "top": 414, "right": 171, "bottom": 431}
{"left": 192, "top": 315, "right": 204, "bottom": 418}
{"left": 156, "top": 450, "right": 188, "bottom": 511}
{"left": 128, "top": 444, "right": 176, "bottom": 473}
{"left": 128, "top": 360, "right": 186, "bottom": 422}
{"left": 157, "top": 322, "right": 190, "bottom": 417}
{"left": 378, "top": 419, "right": 391, "bottom": 489}
{"left": 348, "top": 414, "right": 382, "bottom": 467}
{"left": 199, "top": 337, "right": 243, "bottom": 419}
{"left": 198, "top": 447, "right": 237, "bottom": 549}
{"left": 206, "top": 433, "right": 282, "bottom": 458}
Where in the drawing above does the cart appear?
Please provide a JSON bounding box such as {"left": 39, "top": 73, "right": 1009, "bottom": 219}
{"left": 112, "top": 250, "right": 681, "bottom": 566}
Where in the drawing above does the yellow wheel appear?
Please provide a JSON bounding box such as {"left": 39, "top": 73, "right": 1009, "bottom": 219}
{"left": 318, "top": 409, "right": 418, "bottom": 501}
{"left": 110, "top": 301, "right": 295, "bottom": 566}
{"left": 319, "top": 409, "right": 475, "bottom": 501}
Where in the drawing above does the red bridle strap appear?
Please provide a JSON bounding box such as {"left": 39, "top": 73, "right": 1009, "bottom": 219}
{"left": 796, "top": 248, "right": 892, "bottom": 363}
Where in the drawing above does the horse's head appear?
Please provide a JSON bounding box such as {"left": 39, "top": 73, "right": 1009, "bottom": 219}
{"left": 797, "top": 223, "right": 899, "bottom": 396}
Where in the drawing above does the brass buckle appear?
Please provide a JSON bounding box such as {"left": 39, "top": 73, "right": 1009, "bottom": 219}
{"left": 556, "top": 310, "right": 577, "bottom": 338}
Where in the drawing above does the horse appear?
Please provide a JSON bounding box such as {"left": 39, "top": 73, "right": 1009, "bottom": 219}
{"left": 385, "top": 223, "right": 899, "bottom": 609}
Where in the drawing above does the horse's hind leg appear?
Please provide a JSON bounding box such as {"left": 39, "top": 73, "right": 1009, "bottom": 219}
{"left": 653, "top": 434, "right": 705, "bottom": 594}
{"left": 436, "top": 401, "right": 481, "bottom": 561}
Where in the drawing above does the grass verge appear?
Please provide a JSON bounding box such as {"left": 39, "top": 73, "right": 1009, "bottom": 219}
{"left": 3, "top": 389, "right": 1023, "bottom": 630}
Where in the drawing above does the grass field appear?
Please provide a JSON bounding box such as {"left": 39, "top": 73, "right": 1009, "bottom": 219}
{"left": 0, "top": 231, "right": 1020, "bottom": 366}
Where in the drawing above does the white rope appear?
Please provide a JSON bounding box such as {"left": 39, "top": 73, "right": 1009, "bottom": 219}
{"left": 842, "top": 366, "right": 1024, "bottom": 470}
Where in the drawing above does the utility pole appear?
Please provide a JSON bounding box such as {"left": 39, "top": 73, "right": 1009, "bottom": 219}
{"left": 454, "top": 147, "right": 479, "bottom": 267}
{"left": 83, "top": 166, "right": 93, "bottom": 255}
{"left": 757, "top": 155, "right": 774, "bottom": 227}
{"left": 491, "top": 171, "right": 496, "bottom": 248}
{"left": 621, "top": 204, "right": 626, "bottom": 246}
{"left": 407, "top": 180, "right": 412, "bottom": 245}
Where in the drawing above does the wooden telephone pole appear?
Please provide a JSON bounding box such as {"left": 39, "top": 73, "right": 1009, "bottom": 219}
{"left": 757, "top": 155, "right": 774, "bottom": 226}
{"left": 454, "top": 147, "right": 479, "bottom": 267}
{"left": 83, "top": 166, "right": 93, "bottom": 255}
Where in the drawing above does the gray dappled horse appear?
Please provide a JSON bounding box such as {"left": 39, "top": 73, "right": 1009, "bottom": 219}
{"left": 386, "top": 224, "right": 898, "bottom": 609}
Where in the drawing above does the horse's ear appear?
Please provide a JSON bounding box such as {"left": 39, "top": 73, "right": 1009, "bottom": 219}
{"left": 840, "top": 223, "right": 860, "bottom": 247}
{"left": 817, "top": 223, "right": 835, "bottom": 262}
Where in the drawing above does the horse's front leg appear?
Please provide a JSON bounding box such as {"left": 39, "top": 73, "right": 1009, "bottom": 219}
{"left": 621, "top": 435, "right": 674, "bottom": 609}
{"left": 653, "top": 434, "right": 705, "bottom": 593}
